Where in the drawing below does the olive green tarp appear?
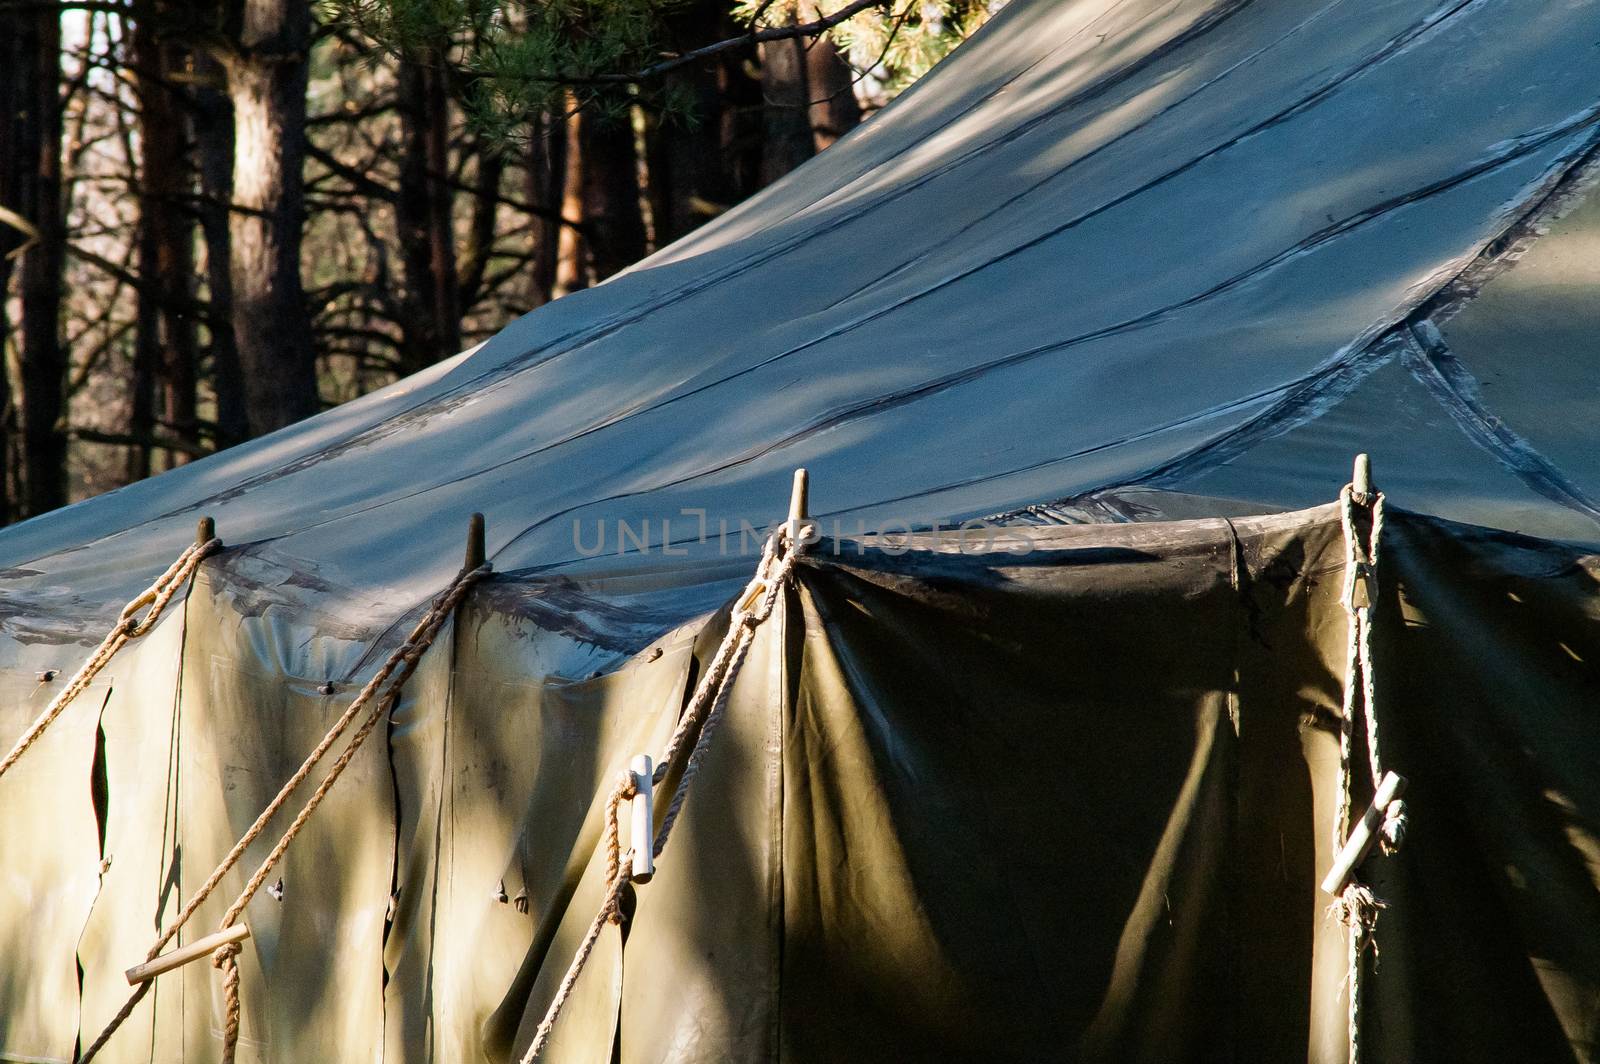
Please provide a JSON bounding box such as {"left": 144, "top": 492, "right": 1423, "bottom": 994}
{"left": 2, "top": 502, "right": 1596, "bottom": 1062}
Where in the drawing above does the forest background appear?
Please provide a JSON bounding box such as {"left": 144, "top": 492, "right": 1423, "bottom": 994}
{"left": 0, "top": 0, "right": 993, "bottom": 520}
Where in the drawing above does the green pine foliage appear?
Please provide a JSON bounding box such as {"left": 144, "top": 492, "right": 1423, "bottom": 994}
{"left": 329, "top": 0, "right": 994, "bottom": 142}
{"left": 734, "top": 1, "right": 994, "bottom": 99}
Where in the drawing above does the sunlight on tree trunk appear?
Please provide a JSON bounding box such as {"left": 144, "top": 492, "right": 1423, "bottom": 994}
{"left": 229, "top": 0, "right": 319, "bottom": 437}
{"left": 553, "top": 102, "right": 587, "bottom": 298}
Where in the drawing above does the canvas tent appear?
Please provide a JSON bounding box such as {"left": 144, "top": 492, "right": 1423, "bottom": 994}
{"left": 1, "top": 0, "right": 1598, "bottom": 1060}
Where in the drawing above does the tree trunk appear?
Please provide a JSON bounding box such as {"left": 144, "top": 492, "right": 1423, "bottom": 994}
{"left": 10, "top": 10, "right": 67, "bottom": 516}
{"left": 226, "top": 0, "right": 318, "bottom": 437}
{"left": 759, "top": 9, "right": 858, "bottom": 184}
{"left": 580, "top": 108, "right": 646, "bottom": 283}
{"left": 525, "top": 110, "right": 564, "bottom": 308}
{"left": 396, "top": 51, "right": 459, "bottom": 374}
{"left": 0, "top": 11, "right": 34, "bottom": 522}
{"left": 760, "top": 22, "right": 815, "bottom": 184}
{"left": 194, "top": 47, "right": 248, "bottom": 450}
{"left": 551, "top": 105, "right": 586, "bottom": 298}
{"left": 457, "top": 143, "right": 503, "bottom": 317}
{"left": 131, "top": 10, "right": 200, "bottom": 477}
{"left": 645, "top": 0, "right": 735, "bottom": 247}
{"left": 720, "top": 47, "right": 766, "bottom": 203}
{"left": 803, "top": 10, "right": 861, "bottom": 152}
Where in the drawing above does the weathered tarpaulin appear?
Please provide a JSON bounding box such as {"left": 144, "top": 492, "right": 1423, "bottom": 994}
{"left": 2, "top": 503, "right": 1595, "bottom": 1062}
{"left": 4, "top": 0, "right": 1600, "bottom": 1057}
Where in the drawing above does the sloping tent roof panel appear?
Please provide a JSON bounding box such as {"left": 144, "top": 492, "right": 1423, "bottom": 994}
{"left": 1162, "top": 353, "right": 1595, "bottom": 540}
{"left": 1431, "top": 176, "right": 1600, "bottom": 511}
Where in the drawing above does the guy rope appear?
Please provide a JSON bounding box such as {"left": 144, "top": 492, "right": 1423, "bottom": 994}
{"left": 519, "top": 470, "right": 812, "bottom": 1064}
{"left": 0, "top": 518, "right": 222, "bottom": 784}
{"left": 1322, "top": 454, "right": 1408, "bottom": 1064}
{"left": 80, "top": 516, "right": 491, "bottom": 1063}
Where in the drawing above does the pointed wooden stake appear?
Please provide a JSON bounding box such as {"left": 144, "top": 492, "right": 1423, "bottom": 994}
{"left": 786, "top": 468, "right": 814, "bottom": 546}
{"left": 464, "top": 512, "right": 486, "bottom": 571}
{"left": 789, "top": 468, "right": 809, "bottom": 524}
{"left": 1352, "top": 454, "right": 1374, "bottom": 504}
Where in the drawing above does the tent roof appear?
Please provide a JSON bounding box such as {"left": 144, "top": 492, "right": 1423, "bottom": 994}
{"left": 5, "top": 0, "right": 1600, "bottom": 647}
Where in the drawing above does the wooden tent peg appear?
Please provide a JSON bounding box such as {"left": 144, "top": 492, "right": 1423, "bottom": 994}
{"left": 464, "top": 512, "right": 486, "bottom": 571}
{"left": 629, "top": 754, "right": 654, "bottom": 884}
{"left": 786, "top": 468, "right": 813, "bottom": 545}
{"left": 789, "top": 468, "right": 809, "bottom": 523}
{"left": 196, "top": 515, "right": 217, "bottom": 546}
{"left": 1352, "top": 453, "right": 1374, "bottom": 504}
{"left": 125, "top": 923, "right": 250, "bottom": 986}
{"left": 1321, "top": 770, "right": 1407, "bottom": 895}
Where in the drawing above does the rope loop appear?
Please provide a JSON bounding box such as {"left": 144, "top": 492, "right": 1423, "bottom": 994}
{"left": 215, "top": 941, "right": 243, "bottom": 1064}
{"left": 602, "top": 769, "right": 641, "bottom": 925}
{"left": 1338, "top": 487, "right": 1382, "bottom": 616}
{"left": 211, "top": 939, "right": 243, "bottom": 970}
{"left": 1334, "top": 476, "right": 1399, "bottom": 1064}
{"left": 0, "top": 536, "right": 221, "bottom": 786}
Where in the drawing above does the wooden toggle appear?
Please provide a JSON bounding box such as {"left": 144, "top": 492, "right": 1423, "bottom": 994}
{"left": 737, "top": 578, "right": 770, "bottom": 615}
{"left": 125, "top": 923, "right": 250, "bottom": 986}
{"left": 629, "top": 754, "right": 654, "bottom": 884}
{"left": 1321, "top": 770, "right": 1407, "bottom": 895}
{"left": 196, "top": 515, "right": 217, "bottom": 546}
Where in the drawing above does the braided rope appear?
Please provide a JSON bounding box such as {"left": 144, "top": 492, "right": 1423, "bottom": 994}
{"left": 1334, "top": 485, "right": 1402, "bottom": 1064}
{"left": 519, "top": 533, "right": 798, "bottom": 1064}
{"left": 214, "top": 941, "right": 243, "bottom": 1064}
{"left": 0, "top": 537, "right": 220, "bottom": 784}
{"left": 80, "top": 560, "right": 489, "bottom": 1063}
{"left": 601, "top": 772, "right": 638, "bottom": 925}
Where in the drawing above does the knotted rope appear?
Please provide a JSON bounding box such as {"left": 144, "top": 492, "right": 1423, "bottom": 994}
{"left": 213, "top": 940, "right": 243, "bottom": 1063}
{"left": 0, "top": 537, "right": 221, "bottom": 784}
{"left": 80, "top": 559, "right": 490, "bottom": 1063}
{"left": 519, "top": 531, "right": 800, "bottom": 1064}
{"left": 1333, "top": 483, "right": 1405, "bottom": 1064}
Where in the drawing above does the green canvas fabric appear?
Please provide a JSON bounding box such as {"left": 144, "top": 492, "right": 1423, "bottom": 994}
{"left": 165, "top": 582, "right": 396, "bottom": 1062}
{"left": 2, "top": 504, "right": 1597, "bottom": 1063}
{"left": 390, "top": 597, "right": 698, "bottom": 1063}
{"left": 0, "top": 666, "right": 107, "bottom": 1063}
{"left": 499, "top": 506, "right": 1598, "bottom": 1063}
{"left": 760, "top": 510, "right": 1600, "bottom": 1063}
{"left": 77, "top": 608, "right": 195, "bottom": 1064}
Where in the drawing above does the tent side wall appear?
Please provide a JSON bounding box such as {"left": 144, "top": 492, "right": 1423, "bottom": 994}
{"left": 2, "top": 506, "right": 1597, "bottom": 1062}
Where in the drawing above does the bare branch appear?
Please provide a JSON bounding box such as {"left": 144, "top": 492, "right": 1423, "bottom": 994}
{"left": 66, "top": 425, "right": 211, "bottom": 458}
